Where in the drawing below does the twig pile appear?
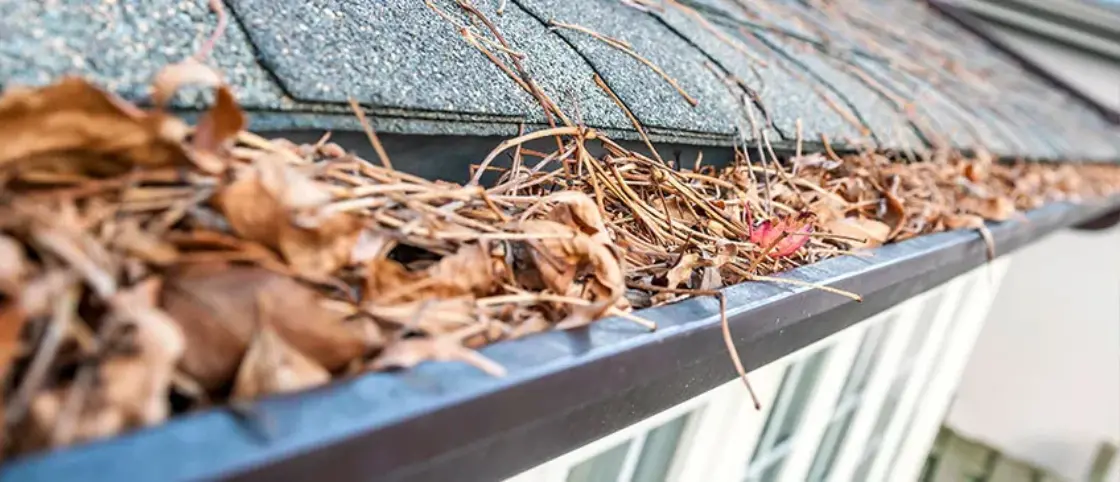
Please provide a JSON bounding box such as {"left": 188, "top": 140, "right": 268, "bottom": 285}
{"left": 1, "top": 72, "right": 1119, "bottom": 460}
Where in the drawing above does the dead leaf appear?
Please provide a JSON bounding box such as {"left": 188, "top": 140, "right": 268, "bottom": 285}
{"left": 364, "top": 298, "right": 477, "bottom": 335}
{"left": 544, "top": 191, "right": 611, "bottom": 244}
{"left": 0, "top": 78, "right": 189, "bottom": 174}
{"left": 232, "top": 324, "right": 330, "bottom": 400}
{"left": 161, "top": 264, "right": 379, "bottom": 390}
{"left": 664, "top": 252, "right": 701, "bottom": 290}
{"left": 750, "top": 214, "right": 814, "bottom": 258}
{"left": 824, "top": 217, "right": 890, "bottom": 249}
{"left": 99, "top": 278, "right": 186, "bottom": 426}
{"left": 698, "top": 243, "right": 736, "bottom": 290}
{"left": 189, "top": 86, "right": 246, "bottom": 174}
{"left": 28, "top": 279, "right": 187, "bottom": 448}
{"left": 371, "top": 335, "right": 506, "bottom": 377}
{"left": 520, "top": 219, "right": 625, "bottom": 307}
{"left": 350, "top": 228, "right": 395, "bottom": 264}
{"left": 216, "top": 158, "right": 361, "bottom": 277}
{"left": 959, "top": 196, "right": 1016, "bottom": 222}
{"left": 277, "top": 213, "right": 363, "bottom": 279}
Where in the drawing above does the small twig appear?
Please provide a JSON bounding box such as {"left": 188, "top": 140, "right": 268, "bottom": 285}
{"left": 628, "top": 282, "right": 760, "bottom": 409}
{"left": 347, "top": 98, "right": 394, "bottom": 171}
{"left": 593, "top": 74, "right": 664, "bottom": 164}
{"left": 195, "top": 0, "right": 228, "bottom": 61}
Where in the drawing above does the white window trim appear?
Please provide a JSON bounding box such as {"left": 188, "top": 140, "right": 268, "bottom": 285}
{"left": 886, "top": 259, "right": 1012, "bottom": 482}
{"left": 507, "top": 260, "right": 1012, "bottom": 482}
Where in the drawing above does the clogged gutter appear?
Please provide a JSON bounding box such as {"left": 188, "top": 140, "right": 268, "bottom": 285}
{"left": 2, "top": 1, "right": 1120, "bottom": 465}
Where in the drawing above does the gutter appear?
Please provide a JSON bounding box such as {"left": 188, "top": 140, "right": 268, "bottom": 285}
{"left": 3, "top": 193, "right": 1118, "bottom": 482}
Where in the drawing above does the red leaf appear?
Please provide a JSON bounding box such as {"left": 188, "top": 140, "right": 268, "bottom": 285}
{"left": 749, "top": 214, "right": 813, "bottom": 258}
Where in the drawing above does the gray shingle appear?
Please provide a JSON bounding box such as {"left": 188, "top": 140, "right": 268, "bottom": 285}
{"left": 651, "top": 3, "right": 867, "bottom": 148}
{"left": 748, "top": 30, "right": 925, "bottom": 151}
{"left": 513, "top": 0, "right": 744, "bottom": 137}
{"left": 0, "top": 0, "right": 286, "bottom": 109}
{"left": 228, "top": 0, "right": 534, "bottom": 117}
{"left": 0, "top": 0, "right": 1114, "bottom": 162}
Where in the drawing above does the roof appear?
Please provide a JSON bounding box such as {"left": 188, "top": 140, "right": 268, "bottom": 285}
{"left": 1, "top": 0, "right": 1117, "bottom": 160}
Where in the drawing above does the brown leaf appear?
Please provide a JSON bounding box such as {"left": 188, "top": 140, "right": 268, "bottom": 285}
{"left": 664, "top": 252, "right": 701, "bottom": 290}
{"left": 959, "top": 196, "right": 1016, "bottom": 222}
{"left": 28, "top": 279, "right": 187, "bottom": 448}
{"left": 215, "top": 168, "right": 285, "bottom": 247}
{"left": 161, "top": 264, "right": 380, "bottom": 390}
{"left": 232, "top": 324, "right": 330, "bottom": 400}
{"left": 520, "top": 219, "right": 625, "bottom": 307}
{"left": 0, "top": 78, "right": 189, "bottom": 175}
{"left": 216, "top": 158, "right": 361, "bottom": 277}
{"left": 420, "top": 243, "right": 506, "bottom": 298}
{"left": 100, "top": 278, "right": 186, "bottom": 426}
{"left": 824, "top": 217, "right": 890, "bottom": 249}
{"left": 190, "top": 86, "right": 246, "bottom": 174}
{"left": 277, "top": 213, "right": 363, "bottom": 279}
{"left": 364, "top": 298, "right": 477, "bottom": 335}
{"left": 544, "top": 191, "right": 611, "bottom": 244}
{"left": 371, "top": 335, "right": 506, "bottom": 377}
{"left": 350, "top": 228, "right": 395, "bottom": 265}
{"left": 698, "top": 243, "right": 736, "bottom": 291}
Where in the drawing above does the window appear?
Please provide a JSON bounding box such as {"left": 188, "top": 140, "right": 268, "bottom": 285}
{"left": 852, "top": 293, "right": 945, "bottom": 481}
{"left": 887, "top": 280, "right": 978, "bottom": 477}
{"left": 566, "top": 412, "right": 694, "bottom": 482}
{"left": 744, "top": 347, "right": 832, "bottom": 482}
{"left": 806, "top": 318, "right": 896, "bottom": 481}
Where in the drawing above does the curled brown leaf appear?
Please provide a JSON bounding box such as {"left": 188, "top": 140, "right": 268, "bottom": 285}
{"left": 161, "top": 264, "right": 380, "bottom": 390}
{"left": 232, "top": 323, "right": 330, "bottom": 400}
{"left": 0, "top": 78, "right": 188, "bottom": 175}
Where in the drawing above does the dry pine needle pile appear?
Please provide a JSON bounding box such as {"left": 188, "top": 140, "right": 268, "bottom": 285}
{"left": 1, "top": 65, "right": 1120, "bottom": 460}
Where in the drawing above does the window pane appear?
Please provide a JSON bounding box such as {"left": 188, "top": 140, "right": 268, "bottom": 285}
{"left": 855, "top": 292, "right": 947, "bottom": 481}
{"left": 567, "top": 440, "right": 633, "bottom": 482}
{"left": 774, "top": 350, "right": 829, "bottom": 444}
{"left": 746, "top": 348, "right": 832, "bottom": 481}
{"left": 753, "top": 460, "right": 785, "bottom": 482}
{"left": 748, "top": 366, "right": 794, "bottom": 462}
{"left": 887, "top": 281, "right": 978, "bottom": 475}
{"left": 807, "top": 321, "right": 895, "bottom": 481}
{"left": 631, "top": 413, "right": 692, "bottom": 482}
{"left": 807, "top": 409, "right": 857, "bottom": 481}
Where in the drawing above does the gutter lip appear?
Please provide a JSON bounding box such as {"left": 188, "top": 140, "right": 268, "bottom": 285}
{"left": 3, "top": 194, "right": 1118, "bottom": 482}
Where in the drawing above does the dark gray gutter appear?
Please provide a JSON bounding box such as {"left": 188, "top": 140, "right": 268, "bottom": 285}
{"left": 2, "top": 189, "right": 1117, "bottom": 482}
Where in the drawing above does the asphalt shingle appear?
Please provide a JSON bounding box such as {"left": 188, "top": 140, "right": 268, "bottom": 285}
{"left": 0, "top": 0, "right": 1114, "bottom": 162}
{"left": 651, "top": 2, "right": 868, "bottom": 148}
{"left": 0, "top": 0, "right": 286, "bottom": 109}
{"left": 746, "top": 30, "right": 925, "bottom": 151}
{"left": 513, "top": 0, "right": 745, "bottom": 137}
{"left": 228, "top": 0, "right": 535, "bottom": 117}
